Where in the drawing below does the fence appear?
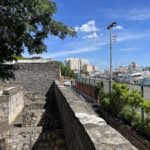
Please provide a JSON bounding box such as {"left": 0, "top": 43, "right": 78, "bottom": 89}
{"left": 77, "top": 77, "right": 150, "bottom": 100}
{"left": 77, "top": 76, "right": 150, "bottom": 121}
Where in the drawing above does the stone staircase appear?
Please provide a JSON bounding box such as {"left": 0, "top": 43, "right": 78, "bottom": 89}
{"left": 0, "top": 90, "right": 67, "bottom": 150}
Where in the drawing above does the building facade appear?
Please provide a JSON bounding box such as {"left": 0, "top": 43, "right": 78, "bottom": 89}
{"left": 65, "top": 58, "right": 89, "bottom": 71}
{"left": 128, "top": 62, "right": 142, "bottom": 73}
{"left": 82, "top": 65, "right": 96, "bottom": 74}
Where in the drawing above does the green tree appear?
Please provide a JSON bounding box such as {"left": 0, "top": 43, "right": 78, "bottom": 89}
{"left": 128, "top": 89, "right": 143, "bottom": 110}
{"left": 0, "top": 0, "right": 76, "bottom": 62}
{"left": 95, "top": 81, "right": 105, "bottom": 102}
{"left": 120, "top": 89, "right": 143, "bottom": 126}
{"left": 54, "top": 61, "right": 76, "bottom": 78}
{"left": 138, "top": 101, "right": 150, "bottom": 139}
{"left": 143, "top": 101, "right": 150, "bottom": 119}
{"left": 110, "top": 82, "right": 129, "bottom": 116}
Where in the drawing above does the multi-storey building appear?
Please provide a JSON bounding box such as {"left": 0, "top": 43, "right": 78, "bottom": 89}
{"left": 82, "top": 65, "right": 96, "bottom": 74}
{"left": 115, "top": 66, "right": 128, "bottom": 74}
{"left": 65, "top": 58, "right": 89, "bottom": 71}
{"left": 128, "top": 62, "right": 142, "bottom": 73}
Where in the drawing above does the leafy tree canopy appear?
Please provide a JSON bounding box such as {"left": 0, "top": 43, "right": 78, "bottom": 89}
{"left": 54, "top": 61, "right": 76, "bottom": 79}
{"left": 95, "top": 81, "right": 105, "bottom": 100}
{"left": 0, "top": 0, "right": 76, "bottom": 62}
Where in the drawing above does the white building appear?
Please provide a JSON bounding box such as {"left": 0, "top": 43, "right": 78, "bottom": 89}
{"left": 65, "top": 58, "right": 89, "bottom": 71}
{"left": 128, "top": 62, "right": 142, "bottom": 73}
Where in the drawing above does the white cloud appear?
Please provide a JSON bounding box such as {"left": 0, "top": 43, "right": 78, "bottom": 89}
{"left": 97, "top": 8, "right": 150, "bottom": 21}
{"left": 43, "top": 47, "right": 99, "bottom": 58}
{"left": 116, "top": 48, "right": 137, "bottom": 52}
{"left": 126, "top": 8, "right": 150, "bottom": 21}
{"left": 75, "top": 20, "right": 99, "bottom": 32}
{"left": 82, "top": 32, "right": 98, "bottom": 39}
{"left": 114, "top": 25, "right": 123, "bottom": 30}
{"left": 74, "top": 26, "right": 80, "bottom": 32}
{"left": 41, "top": 28, "right": 150, "bottom": 59}
{"left": 62, "top": 29, "right": 150, "bottom": 54}
{"left": 117, "top": 30, "right": 150, "bottom": 42}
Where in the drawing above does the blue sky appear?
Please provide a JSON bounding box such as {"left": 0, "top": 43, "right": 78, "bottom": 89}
{"left": 24, "top": 0, "right": 150, "bottom": 70}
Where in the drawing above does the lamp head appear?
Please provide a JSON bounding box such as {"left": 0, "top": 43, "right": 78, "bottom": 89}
{"left": 107, "top": 22, "right": 117, "bottom": 29}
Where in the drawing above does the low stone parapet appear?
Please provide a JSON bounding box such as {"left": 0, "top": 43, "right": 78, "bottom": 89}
{"left": 54, "top": 80, "right": 137, "bottom": 150}
{"left": 0, "top": 87, "right": 24, "bottom": 124}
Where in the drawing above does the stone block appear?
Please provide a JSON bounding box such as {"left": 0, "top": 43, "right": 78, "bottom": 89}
{"left": 3, "top": 87, "right": 18, "bottom": 96}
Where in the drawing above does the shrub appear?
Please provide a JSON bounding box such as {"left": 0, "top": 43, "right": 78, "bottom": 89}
{"left": 138, "top": 120, "right": 150, "bottom": 139}
{"left": 143, "top": 100, "right": 150, "bottom": 119}
{"left": 101, "top": 97, "right": 110, "bottom": 111}
{"left": 95, "top": 81, "right": 150, "bottom": 139}
{"left": 128, "top": 89, "right": 144, "bottom": 109}
{"left": 95, "top": 81, "right": 105, "bottom": 103}
{"left": 139, "top": 100, "right": 150, "bottom": 138}
{"left": 109, "top": 82, "right": 129, "bottom": 116}
{"left": 120, "top": 106, "right": 134, "bottom": 124}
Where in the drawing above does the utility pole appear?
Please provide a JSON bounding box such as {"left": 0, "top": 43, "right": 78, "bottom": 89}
{"left": 107, "top": 22, "right": 117, "bottom": 94}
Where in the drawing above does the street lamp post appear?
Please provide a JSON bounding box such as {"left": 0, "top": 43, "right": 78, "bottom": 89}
{"left": 107, "top": 22, "right": 117, "bottom": 94}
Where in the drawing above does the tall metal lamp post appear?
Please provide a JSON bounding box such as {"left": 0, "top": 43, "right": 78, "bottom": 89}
{"left": 107, "top": 22, "right": 117, "bottom": 94}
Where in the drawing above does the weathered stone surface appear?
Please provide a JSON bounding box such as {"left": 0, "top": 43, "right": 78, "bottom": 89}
{"left": 54, "top": 80, "right": 137, "bottom": 150}
{"left": 3, "top": 87, "right": 19, "bottom": 96}
{"left": 0, "top": 62, "right": 138, "bottom": 150}
{"left": 24, "top": 101, "right": 46, "bottom": 110}
{"left": 0, "top": 62, "right": 67, "bottom": 150}
{"left": 0, "top": 90, "right": 67, "bottom": 150}
{"left": 5, "top": 127, "right": 42, "bottom": 150}
{"left": 23, "top": 110, "right": 45, "bottom": 127}
{"left": 0, "top": 62, "right": 60, "bottom": 95}
{"left": 0, "top": 88, "right": 24, "bottom": 124}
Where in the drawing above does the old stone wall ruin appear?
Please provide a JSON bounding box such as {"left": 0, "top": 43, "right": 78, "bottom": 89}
{"left": 0, "top": 87, "right": 24, "bottom": 124}
{"left": 0, "top": 61, "right": 138, "bottom": 150}
{"left": 0, "top": 61, "right": 66, "bottom": 150}
{"left": 0, "top": 61, "right": 60, "bottom": 94}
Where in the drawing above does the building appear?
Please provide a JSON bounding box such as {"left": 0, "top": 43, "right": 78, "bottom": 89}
{"left": 115, "top": 66, "right": 128, "bottom": 73}
{"left": 65, "top": 58, "right": 89, "bottom": 71}
{"left": 128, "top": 62, "right": 142, "bottom": 73}
{"left": 82, "top": 64, "right": 96, "bottom": 74}
{"left": 113, "top": 66, "right": 128, "bottom": 79}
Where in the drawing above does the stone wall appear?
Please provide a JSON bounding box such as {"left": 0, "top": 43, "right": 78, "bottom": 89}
{"left": 54, "top": 80, "right": 137, "bottom": 150}
{"left": 0, "top": 61, "right": 66, "bottom": 150}
{"left": 0, "top": 87, "right": 24, "bottom": 124}
{"left": 0, "top": 61, "right": 60, "bottom": 95}
{"left": 22, "top": 110, "right": 45, "bottom": 127}
{"left": 5, "top": 127, "right": 42, "bottom": 150}
{"left": 0, "top": 94, "right": 9, "bottom": 123}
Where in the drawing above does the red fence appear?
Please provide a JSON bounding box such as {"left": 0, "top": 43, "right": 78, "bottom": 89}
{"left": 76, "top": 81, "right": 97, "bottom": 101}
